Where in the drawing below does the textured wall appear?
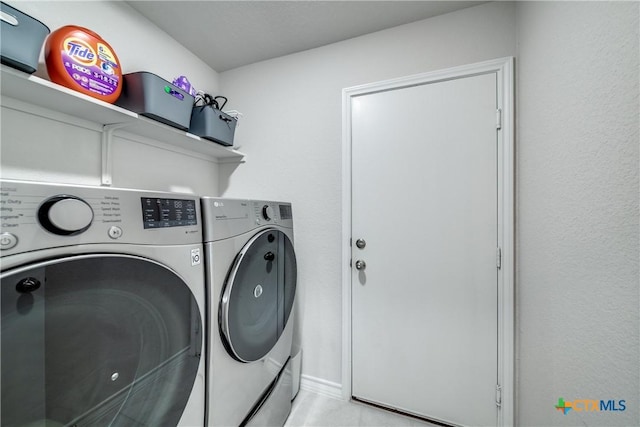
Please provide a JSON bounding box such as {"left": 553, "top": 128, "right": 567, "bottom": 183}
{"left": 220, "top": 1, "right": 639, "bottom": 423}
{"left": 516, "top": 2, "right": 639, "bottom": 426}
{"left": 219, "top": 1, "right": 517, "bottom": 385}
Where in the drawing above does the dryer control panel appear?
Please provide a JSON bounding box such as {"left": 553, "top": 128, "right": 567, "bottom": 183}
{"left": 201, "top": 197, "right": 294, "bottom": 243}
{"left": 0, "top": 179, "right": 202, "bottom": 256}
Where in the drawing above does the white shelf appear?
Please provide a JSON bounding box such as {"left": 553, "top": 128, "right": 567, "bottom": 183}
{"left": 0, "top": 65, "right": 245, "bottom": 161}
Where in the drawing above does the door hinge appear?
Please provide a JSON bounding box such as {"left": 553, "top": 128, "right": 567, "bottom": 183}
{"left": 496, "top": 247, "right": 502, "bottom": 269}
{"left": 496, "top": 384, "right": 502, "bottom": 407}
{"left": 496, "top": 108, "right": 502, "bottom": 130}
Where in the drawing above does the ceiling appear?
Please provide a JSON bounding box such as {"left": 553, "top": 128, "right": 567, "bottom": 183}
{"left": 126, "top": 1, "right": 482, "bottom": 72}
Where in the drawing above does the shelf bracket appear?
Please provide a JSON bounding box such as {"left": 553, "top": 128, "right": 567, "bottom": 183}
{"left": 101, "top": 123, "right": 131, "bottom": 186}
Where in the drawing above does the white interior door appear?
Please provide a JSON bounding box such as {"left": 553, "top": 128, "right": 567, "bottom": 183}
{"left": 351, "top": 72, "right": 499, "bottom": 426}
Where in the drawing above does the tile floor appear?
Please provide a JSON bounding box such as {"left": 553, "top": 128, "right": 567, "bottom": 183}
{"left": 285, "top": 390, "right": 439, "bottom": 427}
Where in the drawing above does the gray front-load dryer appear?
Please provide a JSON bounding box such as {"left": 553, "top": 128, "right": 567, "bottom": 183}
{"left": 202, "top": 198, "right": 297, "bottom": 427}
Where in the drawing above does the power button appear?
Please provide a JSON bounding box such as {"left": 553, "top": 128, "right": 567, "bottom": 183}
{"left": 0, "top": 232, "right": 18, "bottom": 250}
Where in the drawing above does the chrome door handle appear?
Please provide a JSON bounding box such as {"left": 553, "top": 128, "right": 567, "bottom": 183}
{"left": 355, "top": 238, "right": 366, "bottom": 249}
{"left": 355, "top": 260, "right": 366, "bottom": 270}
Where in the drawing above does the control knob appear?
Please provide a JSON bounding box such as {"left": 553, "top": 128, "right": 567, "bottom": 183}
{"left": 262, "top": 205, "right": 274, "bottom": 221}
{"left": 38, "top": 195, "right": 94, "bottom": 236}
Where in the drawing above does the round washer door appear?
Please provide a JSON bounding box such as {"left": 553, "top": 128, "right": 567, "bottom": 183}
{"left": 220, "top": 228, "right": 297, "bottom": 362}
{"left": 1, "top": 254, "right": 202, "bottom": 427}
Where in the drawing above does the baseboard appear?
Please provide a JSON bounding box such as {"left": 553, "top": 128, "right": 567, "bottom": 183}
{"left": 299, "top": 374, "right": 343, "bottom": 400}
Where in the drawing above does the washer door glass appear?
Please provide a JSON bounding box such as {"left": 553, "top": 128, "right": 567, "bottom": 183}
{"left": 221, "top": 229, "right": 297, "bottom": 362}
{"left": 1, "top": 255, "right": 202, "bottom": 427}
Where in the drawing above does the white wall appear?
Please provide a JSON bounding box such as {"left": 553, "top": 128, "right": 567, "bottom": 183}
{"left": 220, "top": 1, "right": 639, "bottom": 425}
{"left": 219, "top": 1, "right": 517, "bottom": 388}
{"left": 1, "top": 0, "right": 222, "bottom": 194}
{"left": 516, "top": 2, "right": 639, "bottom": 426}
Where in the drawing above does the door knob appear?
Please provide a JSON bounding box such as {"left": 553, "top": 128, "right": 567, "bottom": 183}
{"left": 355, "top": 260, "right": 366, "bottom": 270}
{"left": 355, "top": 238, "right": 366, "bottom": 249}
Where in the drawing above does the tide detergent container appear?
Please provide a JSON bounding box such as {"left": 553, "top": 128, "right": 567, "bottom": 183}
{"left": 45, "top": 25, "right": 122, "bottom": 103}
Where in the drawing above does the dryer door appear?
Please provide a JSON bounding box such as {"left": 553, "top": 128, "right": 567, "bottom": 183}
{"left": 1, "top": 254, "right": 202, "bottom": 427}
{"left": 220, "top": 229, "right": 297, "bottom": 362}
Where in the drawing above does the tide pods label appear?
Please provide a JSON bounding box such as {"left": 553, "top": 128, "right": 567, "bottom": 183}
{"left": 61, "top": 36, "right": 120, "bottom": 97}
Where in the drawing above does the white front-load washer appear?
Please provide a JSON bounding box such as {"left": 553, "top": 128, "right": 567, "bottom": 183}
{"left": 202, "top": 198, "right": 297, "bottom": 427}
{"left": 0, "top": 179, "right": 206, "bottom": 427}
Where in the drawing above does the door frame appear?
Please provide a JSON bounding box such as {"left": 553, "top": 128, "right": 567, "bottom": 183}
{"left": 341, "top": 57, "right": 515, "bottom": 426}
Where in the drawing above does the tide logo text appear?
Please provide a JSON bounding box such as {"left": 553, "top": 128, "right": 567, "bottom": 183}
{"left": 64, "top": 38, "right": 97, "bottom": 66}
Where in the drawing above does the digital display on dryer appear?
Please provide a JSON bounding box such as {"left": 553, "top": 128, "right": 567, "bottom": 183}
{"left": 141, "top": 198, "right": 197, "bottom": 229}
{"left": 279, "top": 204, "right": 292, "bottom": 220}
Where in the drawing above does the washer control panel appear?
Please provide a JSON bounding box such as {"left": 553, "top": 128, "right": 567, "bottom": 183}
{"left": 141, "top": 197, "right": 198, "bottom": 229}
{"left": 0, "top": 179, "right": 202, "bottom": 256}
